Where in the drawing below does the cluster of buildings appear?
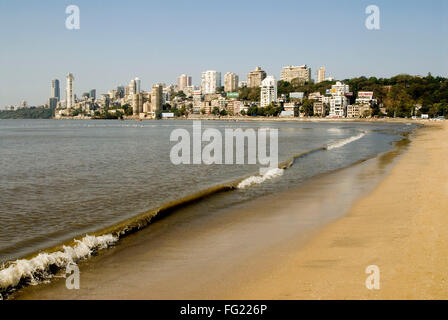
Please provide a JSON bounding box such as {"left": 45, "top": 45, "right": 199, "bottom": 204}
{"left": 49, "top": 73, "right": 166, "bottom": 119}
{"left": 3, "top": 100, "right": 29, "bottom": 111}
{"left": 4, "top": 64, "right": 379, "bottom": 119}
{"left": 307, "top": 82, "right": 378, "bottom": 118}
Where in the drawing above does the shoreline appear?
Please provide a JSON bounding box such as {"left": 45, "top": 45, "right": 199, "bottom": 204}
{"left": 0, "top": 120, "right": 410, "bottom": 267}
{"left": 49, "top": 115, "right": 435, "bottom": 124}
{"left": 9, "top": 124, "right": 417, "bottom": 300}
{"left": 229, "top": 121, "right": 448, "bottom": 299}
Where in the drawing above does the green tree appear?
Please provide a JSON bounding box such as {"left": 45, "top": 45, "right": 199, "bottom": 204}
{"left": 300, "top": 99, "right": 314, "bottom": 116}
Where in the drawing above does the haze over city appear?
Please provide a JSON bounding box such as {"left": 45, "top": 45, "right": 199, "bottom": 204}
{"left": 0, "top": 0, "right": 447, "bottom": 106}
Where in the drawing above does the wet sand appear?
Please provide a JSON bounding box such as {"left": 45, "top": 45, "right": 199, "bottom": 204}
{"left": 14, "top": 122, "right": 446, "bottom": 300}
{"left": 232, "top": 122, "right": 448, "bottom": 299}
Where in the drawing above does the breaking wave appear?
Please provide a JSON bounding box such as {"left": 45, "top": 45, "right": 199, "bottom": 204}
{"left": 326, "top": 132, "right": 366, "bottom": 150}
{"left": 0, "top": 234, "right": 117, "bottom": 299}
{"left": 237, "top": 168, "right": 284, "bottom": 189}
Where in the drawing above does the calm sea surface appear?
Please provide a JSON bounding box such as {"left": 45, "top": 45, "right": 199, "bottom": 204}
{"left": 0, "top": 119, "right": 416, "bottom": 263}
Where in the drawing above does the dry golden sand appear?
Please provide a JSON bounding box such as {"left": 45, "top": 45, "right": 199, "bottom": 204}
{"left": 232, "top": 121, "right": 448, "bottom": 299}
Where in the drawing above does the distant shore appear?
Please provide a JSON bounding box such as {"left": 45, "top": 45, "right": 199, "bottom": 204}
{"left": 51, "top": 114, "right": 435, "bottom": 124}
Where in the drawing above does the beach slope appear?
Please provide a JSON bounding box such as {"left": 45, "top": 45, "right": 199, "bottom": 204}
{"left": 236, "top": 122, "right": 448, "bottom": 299}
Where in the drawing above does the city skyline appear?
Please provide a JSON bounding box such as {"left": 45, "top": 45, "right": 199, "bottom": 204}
{"left": 0, "top": 0, "right": 447, "bottom": 106}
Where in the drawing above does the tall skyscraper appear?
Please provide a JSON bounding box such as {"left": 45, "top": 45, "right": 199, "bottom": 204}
{"left": 66, "top": 73, "right": 74, "bottom": 109}
{"left": 135, "top": 77, "right": 141, "bottom": 94}
{"left": 247, "top": 67, "right": 267, "bottom": 88}
{"left": 51, "top": 79, "right": 60, "bottom": 101}
{"left": 129, "top": 78, "right": 141, "bottom": 95}
{"left": 317, "top": 66, "right": 326, "bottom": 83}
{"left": 177, "top": 74, "right": 192, "bottom": 92}
{"left": 260, "top": 76, "right": 277, "bottom": 107}
{"left": 201, "top": 70, "right": 221, "bottom": 94}
{"left": 224, "top": 72, "right": 239, "bottom": 92}
{"left": 280, "top": 65, "right": 311, "bottom": 83}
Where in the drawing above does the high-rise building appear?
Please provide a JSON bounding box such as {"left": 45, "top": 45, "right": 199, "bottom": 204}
{"left": 201, "top": 70, "right": 221, "bottom": 94}
{"left": 128, "top": 78, "right": 141, "bottom": 95}
{"left": 247, "top": 67, "right": 266, "bottom": 88}
{"left": 89, "top": 89, "right": 96, "bottom": 101}
{"left": 317, "top": 66, "right": 326, "bottom": 83}
{"left": 66, "top": 73, "right": 74, "bottom": 109}
{"left": 151, "top": 84, "right": 164, "bottom": 113}
{"left": 51, "top": 79, "right": 60, "bottom": 101}
{"left": 224, "top": 72, "right": 239, "bottom": 92}
{"left": 177, "top": 74, "right": 192, "bottom": 92}
{"left": 260, "top": 76, "right": 277, "bottom": 107}
{"left": 135, "top": 77, "right": 141, "bottom": 94}
{"left": 280, "top": 65, "right": 311, "bottom": 83}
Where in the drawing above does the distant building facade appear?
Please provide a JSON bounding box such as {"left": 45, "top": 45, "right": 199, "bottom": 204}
{"left": 281, "top": 65, "right": 311, "bottom": 83}
{"left": 201, "top": 70, "right": 221, "bottom": 94}
{"left": 260, "top": 76, "right": 277, "bottom": 107}
{"left": 330, "top": 81, "right": 350, "bottom": 96}
{"left": 313, "top": 102, "right": 326, "bottom": 117}
{"left": 329, "top": 96, "right": 348, "bottom": 117}
{"left": 90, "top": 89, "right": 96, "bottom": 101}
{"left": 247, "top": 67, "right": 266, "bottom": 88}
{"left": 224, "top": 72, "right": 239, "bottom": 92}
{"left": 177, "top": 74, "right": 192, "bottom": 92}
{"left": 151, "top": 84, "right": 164, "bottom": 113}
{"left": 66, "top": 73, "right": 74, "bottom": 109}
{"left": 51, "top": 79, "right": 60, "bottom": 101}
{"left": 317, "top": 66, "right": 326, "bottom": 83}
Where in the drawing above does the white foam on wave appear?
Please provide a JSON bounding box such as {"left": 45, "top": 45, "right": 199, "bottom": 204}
{"left": 326, "top": 132, "right": 366, "bottom": 150}
{"left": 0, "top": 234, "right": 117, "bottom": 296}
{"left": 237, "top": 168, "right": 284, "bottom": 189}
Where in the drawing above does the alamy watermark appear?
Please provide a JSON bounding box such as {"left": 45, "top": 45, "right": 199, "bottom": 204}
{"left": 365, "top": 5, "right": 380, "bottom": 30}
{"left": 65, "top": 262, "right": 80, "bottom": 290}
{"left": 365, "top": 265, "right": 380, "bottom": 290}
{"left": 65, "top": 5, "right": 80, "bottom": 30}
{"left": 170, "top": 121, "right": 278, "bottom": 174}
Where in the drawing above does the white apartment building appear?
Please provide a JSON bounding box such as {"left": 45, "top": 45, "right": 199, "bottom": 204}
{"left": 260, "top": 76, "right": 277, "bottom": 107}
{"left": 330, "top": 81, "right": 350, "bottom": 96}
{"left": 355, "top": 91, "right": 375, "bottom": 104}
{"left": 329, "top": 95, "right": 348, "bottom": 117}
{"left": 224, "top": 72, "right": 239, "bottom": 92}
{"left": 317, "top": 66, "right": 326, "bottom": 83}
{"left": 66, "top": 73, "right": 74, "bottom": 109}
{"left": 201, "top": 70, "right": 221, "bottom": 94}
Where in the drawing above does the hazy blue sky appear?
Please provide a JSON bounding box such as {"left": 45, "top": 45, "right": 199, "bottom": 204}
{"left": 0, "top": 0, "right": 447, "bottom": 106}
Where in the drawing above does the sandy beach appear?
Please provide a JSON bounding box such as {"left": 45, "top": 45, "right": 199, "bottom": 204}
{"left": 12, "top": 121, "right": 448, "bottom": 300}
{"left": 234, "top": 121, "right": 448, "bottom": 299}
